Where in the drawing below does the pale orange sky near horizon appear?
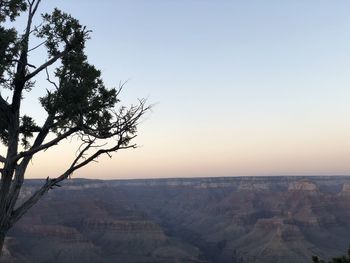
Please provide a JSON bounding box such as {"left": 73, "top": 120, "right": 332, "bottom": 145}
{"left": 3, "top": 1, "right": 350, "bottom": 179}
{"left": 25, "top": 112, "right": 350, "bottom": 179}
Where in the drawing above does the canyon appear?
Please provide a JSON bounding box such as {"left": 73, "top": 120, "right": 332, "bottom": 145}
{"left": 2, "top": 176, "right": 350, "bottom": 262}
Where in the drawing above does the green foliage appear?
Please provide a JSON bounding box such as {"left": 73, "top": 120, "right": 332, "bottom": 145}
{"left": 19, "top": 115, "right": 40, "bottom": 149}
{"left": 0, "top": 0, "right": 27, "bottom": 22}
{"left": 312, "top": 247, "right": 350, "bottom": 263}
{"left": 0, "top": 26, "right": 18, "bottom": 85}
{"left": 0, "top": 0, "right": 27, "bottom": 146}
{"left": 39, "top": 50, "right": 118, "bottom": 135}
{"left": 36, "top": 8, "right": 86, "bottom": 57}
{"left": 0, "top": 1, "right": 27, "bottom": 85}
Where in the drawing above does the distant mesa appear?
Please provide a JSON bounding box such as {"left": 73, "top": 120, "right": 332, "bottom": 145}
{"left": 340, "top": 183, "right": 350, "bottom": 195}
{"left": 288, "top": 181, "right": 318, "bottom": 191}
{"left": 238, "top": 182, "right": 269, "bottom": 191}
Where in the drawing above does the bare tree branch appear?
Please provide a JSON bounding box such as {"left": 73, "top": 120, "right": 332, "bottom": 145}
{"left": 6, "top": 113, "right": 55, "bottom": 213}
{"left": 71, "top": 140, "right": 94, "bottom": 168}
{"left": 28, "top": 40, "right": 46, "bottom": 53}
{"left": 81, "top": 100, "right": 149, "bottom": 139}
{"left": 0, "top": 94, "right": 9, "bottom": 112}
{"left": 45, "top": 67, "right": 58, "bottom": 89}
{"left": 10, "top": 100, "right": 150, "bottom": 226}
{"left": 25, "top": 49, "right": 69, "bottom": 81}
{"left": 15, "top": 126, "right": 79, "bottom": 162}
{"left": 12, "top": 0, "right": 41, "bottom": 109}
{"left": 10, "top": 134, "right": 136, "bottom": 226}
{"left": 10, "top": 59, "right": 36, "bottom": 68}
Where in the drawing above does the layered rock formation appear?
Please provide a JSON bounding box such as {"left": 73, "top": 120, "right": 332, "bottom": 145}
{"left": 4, "top": 176, "right": 350, "bottom": 263}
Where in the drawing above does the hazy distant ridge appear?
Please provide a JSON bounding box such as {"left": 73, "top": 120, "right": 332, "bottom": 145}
{"left": 5, "top": 176, "right": 350, "bottom": 263}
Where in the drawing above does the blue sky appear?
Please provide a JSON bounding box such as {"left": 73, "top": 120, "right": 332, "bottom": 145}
{"left": 16, "top": 1, "right": 350, "bottom": 178}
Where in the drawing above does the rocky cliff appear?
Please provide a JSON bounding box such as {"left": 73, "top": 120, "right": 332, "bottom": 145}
{"left": 4, "top": 176, "right": 350, "bottom": 263}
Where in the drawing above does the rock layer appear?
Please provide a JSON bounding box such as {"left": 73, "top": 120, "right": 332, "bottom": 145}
{"left": 6, "top": 176, "right": 350, "bottom": 263}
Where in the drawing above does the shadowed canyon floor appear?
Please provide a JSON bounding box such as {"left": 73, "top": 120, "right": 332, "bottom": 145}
{"left": 2, "top": 176, "right": 350, "bottom": 263}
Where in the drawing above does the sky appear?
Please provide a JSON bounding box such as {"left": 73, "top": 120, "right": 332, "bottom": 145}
{"left": 7, "top": 0, "right": 350, "bottom": 179}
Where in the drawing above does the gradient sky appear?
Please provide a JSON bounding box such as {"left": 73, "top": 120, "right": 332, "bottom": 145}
{"left": 12, "top": 0, "right": 350, "bottom": 179}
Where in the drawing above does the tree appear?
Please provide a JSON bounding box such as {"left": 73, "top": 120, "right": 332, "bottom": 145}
{"left": 312, "top": 247, "right": 350, "bottom": 263}
{"left": 0, "top": 0, "right": 149, "bottom": 254}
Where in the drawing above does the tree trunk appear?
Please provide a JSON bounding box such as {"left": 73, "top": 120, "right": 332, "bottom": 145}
{"left": 0, "top": 232, "right": 5, "bottom": 257}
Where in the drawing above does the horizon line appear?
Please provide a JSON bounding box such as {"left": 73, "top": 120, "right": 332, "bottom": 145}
{"left": 25, "top": 174, "right": 350, "bottom": 181}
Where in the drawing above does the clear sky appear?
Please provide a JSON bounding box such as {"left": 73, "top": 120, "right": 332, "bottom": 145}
{"left": 15, "top": 1, "right": 350, "bottom": 179}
